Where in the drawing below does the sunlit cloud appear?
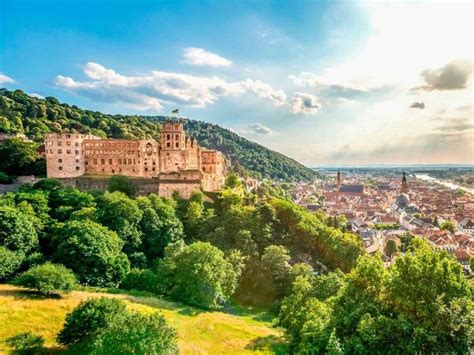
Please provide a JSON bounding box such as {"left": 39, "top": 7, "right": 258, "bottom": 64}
{"left": 182, "top": 47, "right": 232, "bottom": 67}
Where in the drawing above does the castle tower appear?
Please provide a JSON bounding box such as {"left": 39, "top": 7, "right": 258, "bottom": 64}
{"left": 159, "top": 120, "right": 186, "bottom": 172}
{"left": 401, "top": 172, "right": 409, "bottom": 194}
{"left": 336, "top": 170, "right": 342, "bottom": 190}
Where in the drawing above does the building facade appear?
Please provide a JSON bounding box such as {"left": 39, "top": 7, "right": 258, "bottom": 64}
{"left": 45, "top": 121, "right": 226, "bottom": 197}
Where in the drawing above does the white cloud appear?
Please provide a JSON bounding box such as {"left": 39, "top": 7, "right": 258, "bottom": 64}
{"left": 289, "top": 92, "right": 321, "bottom": 114}
{"left": 182, "top": 47, "right": 232, "bottom": 67}
{"left": 0, "top": 74, "right": 15, "bottom": 84}
{"left": 28, "top": 93, "right": 45, "bottom": 99}
{"left": 54, "top": 62, "right": 290, "bottom": 111}
{"left": 290, "top": 71, "right": 369, "bottom": 92}
{"left": 249, "top": 123, "right": 274, "bottom": 135}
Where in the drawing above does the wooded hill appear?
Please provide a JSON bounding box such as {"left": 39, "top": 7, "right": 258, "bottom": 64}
{"left": 0, "top": 89, "right": 316, "bottom": 181}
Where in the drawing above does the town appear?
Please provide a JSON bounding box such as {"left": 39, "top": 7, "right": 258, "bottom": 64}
{"left": 284, "top": 168, "right": 474, "bottom": 273}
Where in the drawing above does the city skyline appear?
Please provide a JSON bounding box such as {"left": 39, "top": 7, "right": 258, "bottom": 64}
{"left": 1, "top": 0, "right": 472, "bottom": 166}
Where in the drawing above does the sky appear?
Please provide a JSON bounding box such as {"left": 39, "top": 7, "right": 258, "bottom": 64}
{"left": 0, "top": 0, "right": 473, "bottom": 166}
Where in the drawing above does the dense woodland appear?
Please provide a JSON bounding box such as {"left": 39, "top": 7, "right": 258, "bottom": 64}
{"left": 0, "top": 175, "right": 472, "bottom": 353}
{"left": 0, "top": 88, "right": 316, "bottom": 181}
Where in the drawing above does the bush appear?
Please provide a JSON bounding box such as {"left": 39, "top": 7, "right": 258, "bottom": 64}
{"left": 0, "top": 246, "right": 23, "bottom": 281}
{"left": 120, "top": 269, "right": 160, "bottom": 294}
{"left": 0, "top": 171, "right": 12, "bottom": 183}
{"left": 0, "top": 206, "right": 38, "bottom": 254}
{"left": 5, "top": 332, "right": 44, "bottom": 355}
{"left": 57, "top": 298, "right": 129, "bottom": 346}
{"left": 13, "top": 262, "right": 76, "bottom": 296}
{"left": 86, "top": 312, "right": 178, "bottom": 355}
{"left": 52, "top": 220, "right": 130, "bottom": 286}
{"left": 157, "top": 241, "right": 240, "bottom": 309}
{"left": 108, "top": 175, "right": 136, "bottom": 197}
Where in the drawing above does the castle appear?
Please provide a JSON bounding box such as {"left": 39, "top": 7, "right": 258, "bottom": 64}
{"left": 44, "top": 121, "right": 226, "bottom": 198}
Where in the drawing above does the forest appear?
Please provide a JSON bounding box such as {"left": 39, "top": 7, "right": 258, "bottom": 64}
{"left": 0, "top": 176, "right": 472, "bottom": 354}
{"left": 0, "top": 88, "right": 316, "bottom": 181}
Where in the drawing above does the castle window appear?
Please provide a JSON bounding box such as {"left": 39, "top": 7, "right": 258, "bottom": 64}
{"left": 58, "top": 149, "right": 62, "bottom": 154}
{"left": 66, "top": 134, "right": 71, "bottom": 138}
{"left": 75, "top": 142, "right": 79, "bottom": 147}
{"left": 175, "top": 135, "right": 179, "bottom": 140}
{"left": 101, "top": 159, "right": 105, "bottom": 165}
{"left": 167, "top": 143, "right": 171, "bottom": 148}
{"left": 112, "top": 169, "right": 115, "bottom": 173}
{"left": 58, "top": 166, "right": 63, "bottom": 170}
{"left": 93, "top": 159, "right": 97, "bottom": 165}
{"left": 175, "top": 142, "right": 179, "bottom": 148}
{"left": 167, "top": 134, "right": 171, "bottom": 140}
{"left": 57, "top": 142, "right": 62, "bottom": 146}
{"left": 145, "top": 167, "right": 148, "bottom": 172}
{"left": 58, "top": 159, "right": 62, "bottom": 163}
{"left": 75, "top": 150, "right": 79, "bottom": 155}
{"left": 66, "top": 149, "right": 71, "bottom": 154}
{"left": 152, "top": 168, "right": 155, "bottom": 171}
{"left": 128, "top": 159, "right": 132, "bottom": 164}
{"left": 109, "top": 159, "right": 112, "bottom": 165}
{"left": 76, "top": 166, "right": 80, "bottom": 171}
{"left": 75, "top": 159, "right": 79, "bottom": 163}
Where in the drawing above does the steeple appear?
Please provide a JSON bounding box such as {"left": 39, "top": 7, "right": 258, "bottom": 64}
{"left": 401, "top": 172, "right": 409, "bottom": 194}
{"left": 336, "top": 170, "right": 342, "bottom": 190}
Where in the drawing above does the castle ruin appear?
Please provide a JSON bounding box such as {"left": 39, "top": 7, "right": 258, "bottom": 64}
{"left": 44, "top": 121, "right": 226, "bottom": 198}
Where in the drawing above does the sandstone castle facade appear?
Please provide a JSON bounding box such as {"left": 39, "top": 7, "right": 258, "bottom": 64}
{"left": 44, "top": 121, "right": 226, "bottom": 198}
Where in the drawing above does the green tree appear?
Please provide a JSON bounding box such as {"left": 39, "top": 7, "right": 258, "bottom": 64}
{"left": 120, "top": 269, "right": 160, "bottom": 294}
{"left": 58, "top": 298, "right": 129, "bottom": 346}
{"left": 384, "top": 239, "right": 398, "bottom": 258}
{"left": 96, "top": 192, "right": 143, "bottom": 255}
{"left": 108, "top": 175, "right": 136, "bottom": 197}
{"left": 85, "top": 312, "right": 178, "bottom": 355}
{"left": 137, "top": 194, "right": 183, "bottom": 262}
{"left": 157, "top": 241, "right": 240, "bottom": 308}
{"left": 0, "top": 247, "right": 23, "bottom": 281}
{"left": 326, "top": 330, "right": 343, "bottom": 355}
{"left": 52, "top": 220, "right": 129, "bottom": 286}
{"left": 0, "top": 138, "right": 39, "bottom": 176}
{"left": 0, "top": 206, "right": 38, "bottom": 254}
{"left": 440, "top": 220, "right": 456, "bottom": 233}
{"left": 6, "top": 332, "right": 44, "bottom": 355}
{"left": 225, "top": 173, "right": 241, "bottom": 188}
{"left": 13, "top": 262, "right": 76, "bottom": 296}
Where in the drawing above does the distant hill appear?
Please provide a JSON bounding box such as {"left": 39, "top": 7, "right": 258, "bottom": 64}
{"left": 0, "top": 88, "right": 316, "bottom": 181}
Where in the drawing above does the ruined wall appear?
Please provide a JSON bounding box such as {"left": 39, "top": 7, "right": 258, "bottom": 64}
{"left": 45, "top": 133, "right": 100, "bottom": 178}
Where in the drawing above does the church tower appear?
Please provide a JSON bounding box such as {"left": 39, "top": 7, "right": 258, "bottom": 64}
{"left": 401, "top": 172, "right": 409, "bottom": 194}
{"left": 336, "top": 170, "right": 342, "bottom": 190}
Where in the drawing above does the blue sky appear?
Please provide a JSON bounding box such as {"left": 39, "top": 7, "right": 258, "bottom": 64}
{"left": 1, "top": 0, "right": 472, "bottom": 165}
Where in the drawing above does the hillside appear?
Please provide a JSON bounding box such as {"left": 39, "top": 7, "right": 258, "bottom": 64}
{"left": 0, "top": 89, "right": 316, "bottom": 181}
{"left": 0, "top": 284, "right": 285, "bottom": 354}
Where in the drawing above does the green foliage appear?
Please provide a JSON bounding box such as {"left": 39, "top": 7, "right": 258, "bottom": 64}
{"left": 0, "top": 246, "right": 24, "bottom": 281}
{"left": 384, "top": 239, "right": 398, "bottom": 258}
{"left": 440, "top": 220, "right": 456, "bottom": 233}
{"left": 279, "top": 240, "right": 474, "bottom": 354}
{"left": 96, "top": 192, "right": 143, "bottom": 255}
{"left": 0, "top": 138, "right": 41, "bottom": 176}
{"left": 5, "top": 332, "right": 45, "bottom": 355}
{"left": 136, "top": 194, "right": 183, "bottom": 262}
{"left": 0, "top": 171, "right": 12, "bottom": 183}
{"left": 13, "top": 262, "right": 76, "bottom": 296}
{"left": 157, "top": 241, "right": 240, "bottom": 308}
{"left": 120, "top": 269, "right": 160, "bottom": 294}
{"left": 225, "top": 173, "right": 241, "bottom": 188}
{"left": 0, "top": 206, "right": 38, "bottom": 254}
{"left": 85, "top": 312, "right": 178, "bottom": 355}
{"left": 108, "top": 175, "right": 136, "bottom": 197}
{"left": 52, "top": 220, "right": 130, "bottom": 286}
{"left": 57, "top": 298, "right": 129, "bottom": 346}
{"left": 48, "top": 187, "right": 95, "bottom": 221}
{"left": 0, "top": 89, "right": 316, "bottom": 181}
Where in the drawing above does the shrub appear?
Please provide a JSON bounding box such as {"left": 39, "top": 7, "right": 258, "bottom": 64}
{"left": 52, "top": 220, "right": 130, "bottom": 286}
{"left": 157, "top": 241, "right": 240, "bottom": 309}
{"left": 57, "top": 298, "right": 129, "bottom": 346}
{"left": 0, "top": 206, "right": 38, "bottom": 254}
{"left": 120, "top": 269, "right": 160, "bottom": 294}
{"left": 87, "top": 312, "right": 178, "bottom": 355}
{"left": 0, "top": 246, "right": 23, "bottom": 281}
{"left": 13, "top": 262, "right": 76, "bottom": 296}
{"left": 5, "top": 332, "right": 44, "bottom": 355}
{"left": 0, "top": 171, "right": 12, "bottom": 183}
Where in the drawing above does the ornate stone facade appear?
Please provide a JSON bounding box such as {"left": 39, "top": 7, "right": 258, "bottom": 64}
{"left": 45, "top": 121, "right": 226, "bottom": 197}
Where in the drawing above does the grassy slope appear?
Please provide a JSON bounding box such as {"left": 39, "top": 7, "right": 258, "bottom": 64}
{"left": 0, "top": 284, "right": 285, "bottom": 354}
